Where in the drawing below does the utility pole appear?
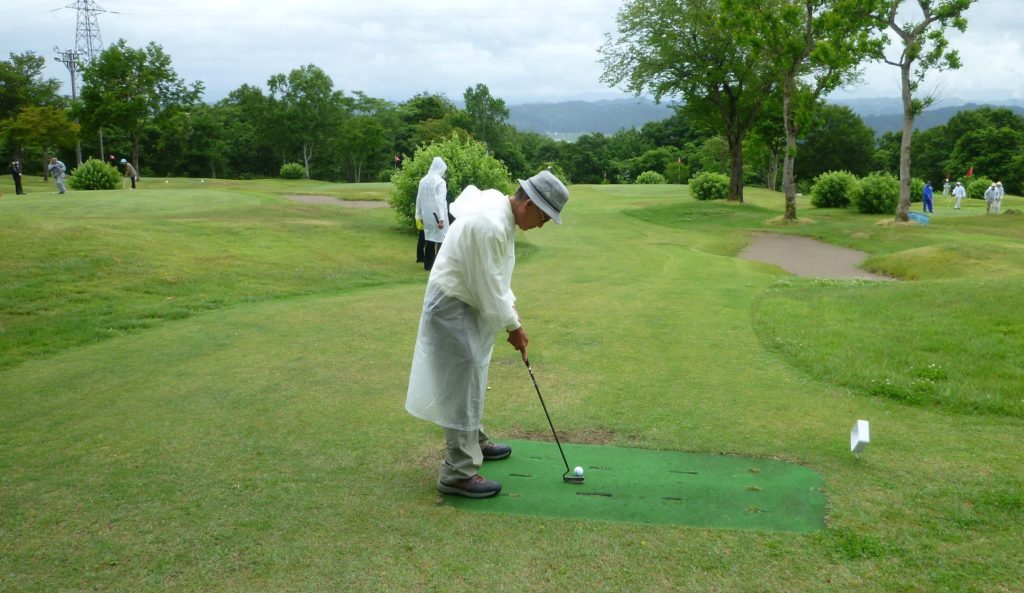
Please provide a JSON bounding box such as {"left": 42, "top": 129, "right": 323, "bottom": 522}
{"left": 53, "top": 48, "right": 83, "bottom": 167}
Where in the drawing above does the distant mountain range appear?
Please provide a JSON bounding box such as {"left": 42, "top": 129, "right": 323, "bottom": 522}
{"left": 830, "top": 99, "right": 1024, "bottom": 136}
{"left": 508, "top": 98, "right": 673, "bottom": 139}
{"left": 508, "top": 96, "right": 1024, "bottom": 140}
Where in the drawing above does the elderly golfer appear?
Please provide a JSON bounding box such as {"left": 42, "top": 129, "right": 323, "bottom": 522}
{"left": 405, "top": 170, "right": 569, "bottom": 499}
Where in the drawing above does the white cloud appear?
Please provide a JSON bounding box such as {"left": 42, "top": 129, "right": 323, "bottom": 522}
{"left": 6, "top": 0, "right": 1021, "bottom": 106}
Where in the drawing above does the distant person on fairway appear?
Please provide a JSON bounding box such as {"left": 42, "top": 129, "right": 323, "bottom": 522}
{"left": 121, "top": 159, "right": 138, "bottom": 189}
{"left": 10, "top": 159, "right": 25, "bottom": 195}
{"left": 994, "top": 181, "right": 1004, "bottom": 214}
{"left": 942, "top": 179, "right": 950, "bottom": 195}
{"left": 984, "top": 182, "right": 998, "bottom": 214}
{"left": 405, "top": 170, "right": 569, "bottom": 499}
{"left": 415, "top": 157, "right": 448, "bottom": 271}
{"left": 47, "top": 157, "right": 67, "bottom": 194}
{"left": 952, "top": 181, "right": 966, "bottom": 209}
{"left": 922, "top": 181, "right": 934, "bottom": 214}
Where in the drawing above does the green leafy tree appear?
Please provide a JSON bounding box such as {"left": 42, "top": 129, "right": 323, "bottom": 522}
{"left": 947, "top": 127, "right": 1024, "bottom": 187}
{"left": 78, "top": 40, "right": 201, "bottom": 173}
{"left": 940, "top": 107, "right": 1024, "bottom": 188}
{"left": 868, "top": 0, "right": 978, "bottom": 221}
{"left": 396, "top": 92, "right": 460, "bottom": 155}
{"left": 600, "top": 0, "right": 779, "bottom": 201}
{"left": 459, "top": 83, "right": 510, "bottom": 152}
{"left": 0, "top": 52, "right": 65, "bottom": 162}
{"left": 729, "top": 0, "right": 880, "bottom": 220}
{"left": 873, "top": 130, "right": 901, "bottom": 174}
{"left": 795, "top": 104, "right": 877, "bottom": 180}
{"left": 267, "top": 64, "right": 351, "bottom": 179}
{"left": 907, "top": 125, "right": 950, "bottom": 187}
{"left": 0, "top": 52, "right": 63, "bottom": 121}
{"left": 563, "top": 133, "right": 612, "bottom": 184}
{"left": 747, "top": 93, "right": 786, "bottom": 191}
{"left": 216, "top": 84, "right": 280, "bottom": 178}
{"left": 0, "top": 106, "right": 80, "bottom": 174}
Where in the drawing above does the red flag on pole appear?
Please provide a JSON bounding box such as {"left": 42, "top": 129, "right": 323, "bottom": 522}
{"left": 966, "top": 166, "right": 974, "bottom": 177}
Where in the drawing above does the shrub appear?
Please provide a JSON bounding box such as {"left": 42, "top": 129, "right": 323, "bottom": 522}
{"left": 280, "top": 162, "right": 305, "bottom": 179}
{"left": 810, "top": 171, "right": 857, "bottom": 208}
{"left": 968, "top": 177, "right": 993, "bottom": 200}
{"left": 388, "top": 133, "right": 514, "bottom": 230}
{"left": 68, "top": 158, "right": 121, "bottom": 190}
{"left": 664, "top": 161, "right": 690, "bottom": 184}
{"left": 635, "top": 170, "right": 667, "bottom": 184}
{"left": 852, "top": 173, "right": 899, "bottom": 214}
{"left": 910, "top": 178, "right": 925, "bottom": 204}
{"left": 689, "top": 172, "right": 730, "bottom": 200}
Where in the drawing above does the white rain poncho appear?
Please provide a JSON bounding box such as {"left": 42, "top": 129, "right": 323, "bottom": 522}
{"left": 405, "top": 186, "right": 519, "bottom": 431}
{"left": 415, "top": 157, "right": 449, "bottom": 243}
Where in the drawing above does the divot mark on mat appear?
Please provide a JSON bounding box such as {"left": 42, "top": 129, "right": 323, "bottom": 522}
{"left": 509, "top": 473, "right": 533, "bottom": 478}
{"left": 670, "top": 470, "right": 699, "bottom": 475}
{"left": 577, "top": 492, "right": 613, "bottom": 497}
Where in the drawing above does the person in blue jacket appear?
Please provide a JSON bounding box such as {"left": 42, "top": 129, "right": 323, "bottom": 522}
{"left": 922, "top": 181, "right": 934, "bottom": 214}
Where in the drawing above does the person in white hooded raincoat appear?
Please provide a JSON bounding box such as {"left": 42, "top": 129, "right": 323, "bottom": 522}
{"left": 406, "top": 170, "right": 569, "bottom": 499}
{"left": 415, "top": 157, "right": 449, "bottom": 271}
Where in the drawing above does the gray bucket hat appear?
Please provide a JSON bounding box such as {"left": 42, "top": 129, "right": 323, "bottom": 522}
{"left": 518, "top": 170, "right": 569, "bottom": 224}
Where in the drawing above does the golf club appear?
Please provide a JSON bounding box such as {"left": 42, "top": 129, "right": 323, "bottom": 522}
{"left": 524, "top": 358, "right": 584, "bottom": 484}
{"left": 432, "top": 212, "right": 447, "bottom": 239}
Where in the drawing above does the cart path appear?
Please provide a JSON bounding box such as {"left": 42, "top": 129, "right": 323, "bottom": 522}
{"left": 738, "top": 233, "right": 893, "bottom": 280}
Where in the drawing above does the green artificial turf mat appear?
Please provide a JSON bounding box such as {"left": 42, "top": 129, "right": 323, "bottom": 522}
{"left": 446, "top": 440, "right": 826, "bottom": 532}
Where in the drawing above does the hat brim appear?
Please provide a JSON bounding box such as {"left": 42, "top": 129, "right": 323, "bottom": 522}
{"left": 518, "top": 178, "right": 562, "bottom": 224}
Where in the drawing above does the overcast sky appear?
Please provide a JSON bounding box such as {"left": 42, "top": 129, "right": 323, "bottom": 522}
{"left": 6, "top": 0, "right": 1022, "bottom": 107}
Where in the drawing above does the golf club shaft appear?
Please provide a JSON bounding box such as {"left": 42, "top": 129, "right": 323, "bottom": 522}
{"left": 525, "top": 359, "right": 571, "bottom": 474}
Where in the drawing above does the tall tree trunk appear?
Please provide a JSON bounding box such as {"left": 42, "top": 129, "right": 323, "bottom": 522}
{"left": 896, "top": 63, "right": 914, "bottom": 222}
{"left": 767, "top": 147, "right": 780, "bottom": 192}
{"left": 132, "top": 133, "right": 141, "bottom": 179}
{"left": 727, "top": 133, "right": 745, "bottom": 202}
{"left": 782, "top": 76, "right": 799, "bottom": 221}
{"left": 302, "top": 143, "right": 313, "bottom": 179}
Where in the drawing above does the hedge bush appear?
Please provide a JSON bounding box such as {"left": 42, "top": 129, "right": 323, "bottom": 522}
{"left": 810, "top": 170, "right": 857, "bottom": 208}
{"left": 852, "top": 173, "right": 899, "bottom": 214}
{"left": 280, "top": 163, "right": 305, "bottom": 179}
{"left": 689, "top": 172, "right": 729, "bottom": 200}
{"left": 635, "top": 170, "right": 667, "bottom": 184}
{"left": 68, "top": 158, "right": 121, "bottom": 190}
{"left": 910, "top": 178, "right": 925, "bottom": 204}
{"left": 968, "top": 177, "right": 994, "bottom": 200}
{"left": 389, "top": 133, "right": 514, "bottom": 230}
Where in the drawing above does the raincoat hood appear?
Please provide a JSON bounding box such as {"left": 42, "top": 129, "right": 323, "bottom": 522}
{"left": 427, "top": 156, "right": 447, "bottom": 178}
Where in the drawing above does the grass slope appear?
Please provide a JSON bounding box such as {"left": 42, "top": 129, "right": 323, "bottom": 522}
{"left": 1, "top": 180, "right": 1022, "bottom": 592}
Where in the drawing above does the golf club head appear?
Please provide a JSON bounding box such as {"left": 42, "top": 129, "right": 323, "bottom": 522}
{"left": 562, "top": 472, "right": 585, "bottom": 484}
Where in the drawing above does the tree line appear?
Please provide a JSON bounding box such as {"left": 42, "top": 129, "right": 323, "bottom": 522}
{"left": 3, "top": 0, "right": 1018, "bottom": 211}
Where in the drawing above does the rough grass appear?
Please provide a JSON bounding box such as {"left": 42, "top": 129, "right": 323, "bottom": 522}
{"left": 1, "top": 180, "right": 1022, "bottom": 592}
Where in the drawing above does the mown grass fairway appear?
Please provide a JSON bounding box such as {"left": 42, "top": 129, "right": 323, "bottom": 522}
{"left": 1, "top": 180, "right": 1022, "bottom": 592}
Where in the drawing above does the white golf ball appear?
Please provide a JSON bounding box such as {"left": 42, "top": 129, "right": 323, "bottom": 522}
{"left": 573, "top": 466, "right": 584, "bottom": 476}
